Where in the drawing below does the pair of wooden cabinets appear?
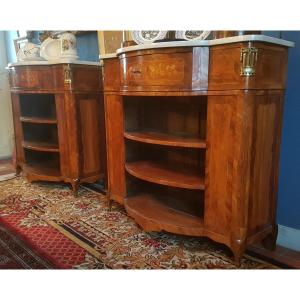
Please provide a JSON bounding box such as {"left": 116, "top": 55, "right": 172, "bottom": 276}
{"left": 9, "top": 39, "right": 290, "bottom": 265}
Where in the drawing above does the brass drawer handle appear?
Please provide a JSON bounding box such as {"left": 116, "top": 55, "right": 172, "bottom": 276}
{"left": 240, "top": 47, "right": 258, "bottom": 76}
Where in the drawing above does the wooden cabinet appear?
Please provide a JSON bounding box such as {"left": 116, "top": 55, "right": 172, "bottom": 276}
{"left": 9, "top": 63, "right": 106, "bottom": 195}
{"left": 103, "top": 37, "right": 292, "bottom": 266}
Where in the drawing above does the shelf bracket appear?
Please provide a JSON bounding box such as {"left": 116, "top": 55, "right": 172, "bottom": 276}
{"left": 240, "top": 47, "right": 258, "bottom": 76}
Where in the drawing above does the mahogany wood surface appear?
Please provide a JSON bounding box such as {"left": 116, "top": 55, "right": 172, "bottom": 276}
{"left": 125, "top": 194, "right": 204, "bottom": 235}
{"left": 22, "top": 141, "right": 59, "bottom": 152}
{"left": 103, "top": 93, "right": 126, "bottom": 204}
{"left": 9, "top": 64, "right": 106, "bottom": 195}
{"left": 119, "top": 47, "right": 209, "bottom": 92}
{"left": 124, "top": 131, "right": 206, "bottom": 148}
{"left": 102, "top": 39, "right": 290, "bottom": 266}
{"left": 126, "top": 160, "right": 205, "bottom": 190}
{"left": 208, "top": 42, "right": 288, "bottom": 90}
{"left": 20, "top": 116, "right": 57, "bottom": 124}
{"left": 9, "top": 64, "right": 102, "bottom": 92}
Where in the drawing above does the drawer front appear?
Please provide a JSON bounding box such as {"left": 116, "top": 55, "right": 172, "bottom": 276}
{"left": 9, "top": 66, "right": 60, "bottom": 90}
{"left": 120, "top": 50, "right": 195, "bottom": 91}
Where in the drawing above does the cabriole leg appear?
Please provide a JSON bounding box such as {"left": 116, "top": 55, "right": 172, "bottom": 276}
{"left": 231, "top": 238, "right": 246, "bottom": 268}
{"left": 71, "top": 179, "right": 80, "bottom": 197}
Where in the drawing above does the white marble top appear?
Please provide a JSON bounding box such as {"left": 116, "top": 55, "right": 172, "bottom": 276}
{"left": 7, "top": 59, "right": 101, "bottom": 67}
{"left": 99, "top": 53, "right": 118, "bottom": 60}
{"left": 114, "top": 35, "right": 294, "bottom": 56}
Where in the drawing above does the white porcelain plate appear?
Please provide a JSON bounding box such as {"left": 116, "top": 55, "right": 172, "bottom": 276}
{"left": 40, "top": 37, "right": 61, "bottom": 60}
{"left": 175, "top": 30, "right": 211, "bottom": 41}
{"left": 131, "top": 30, "right": 168, "bottom": 44}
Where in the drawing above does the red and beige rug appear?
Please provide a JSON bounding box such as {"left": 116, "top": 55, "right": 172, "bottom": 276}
{"left": 0, "top": 177, "right": 277, "bottom": 269}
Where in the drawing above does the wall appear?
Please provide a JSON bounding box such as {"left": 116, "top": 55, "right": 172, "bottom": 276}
{"left": 5, "top": 31, "right": 99, "bottom": 63}
{"left": 277, "top": 31, "right": 300, "bottom": 230}
{"left": 77, "top": 31, "right": 99, "bottom": 62}
{"left": 262, "top": 31, "right": 300, "bottom": 231}
{"left": 4, "top": 31, "right": 18, "bottom": 63}
{"left": 0, "top": 31, "right": 14, "bottom": 158}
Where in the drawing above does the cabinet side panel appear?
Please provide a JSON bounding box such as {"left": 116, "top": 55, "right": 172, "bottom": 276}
{"left": 78, "top": 94, "right": 104, "bottom": 179}
{"left": 63, "top": 93, "right": 80, "bottom": 180}
{"left": 205, "top": 95, "right": 237, "bottom": 235}
{"left": 248, "top": 93, "right": 283, "bottom": 235}
{"left": 55, "top": 94, "right": 70, "bottom": 177}
{"left": 104, "top": 94, "right": 126, "bottom": 203}
{"left": 103, "top": 59, "right": 120, "bottom": 92}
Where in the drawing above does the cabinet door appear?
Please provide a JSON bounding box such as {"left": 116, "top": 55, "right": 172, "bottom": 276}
{"left": 104, "top": 94, "right": 126, "bottom": 203}
{"left": 205, "top": 94, "right": 239, "bottom": 238}
{"left": 78, "top": 93, "right": 106, "bottom": 181}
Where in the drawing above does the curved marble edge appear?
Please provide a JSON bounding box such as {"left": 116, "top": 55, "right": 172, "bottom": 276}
{"left": 116, "top": 35, "right": 294, "bottom": 55}
{"left": 7, "top": 59, "right": 101, "bottom": 68}
{"left": 99, "top": 53, "right": 118, "bottom": 60}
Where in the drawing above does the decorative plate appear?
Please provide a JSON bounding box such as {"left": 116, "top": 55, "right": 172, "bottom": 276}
{"left": 16, "top": 42, "right": 44, "bottom": 61}
{"left": 175, "top": 31, "right": 211, "bottom": 41}
{"left": 40, "top": 37, "right": 61, "bottom": 61}
{"left": 131, "top": 31, "right": 168, "bottom": 44}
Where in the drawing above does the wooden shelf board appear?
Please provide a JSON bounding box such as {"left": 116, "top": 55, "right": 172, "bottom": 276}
{"left": 23, "top": 162, "right": 61, "bottom": 177}
{"left": 125, "top": 193, "right": 204, "bottom": 235}
{"left": 20, "top": 116, "right": 57, "bottom": 124}
{"left": 22, "top": 141, "right": 59, "bottom": 152}
{"left": 124, "top": 131, "right": 206, "bottom": 148}
{"left": 125, "top": 160, "right": 205, "bottom": 190}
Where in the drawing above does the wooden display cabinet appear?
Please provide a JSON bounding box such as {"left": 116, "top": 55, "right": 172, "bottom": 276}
{"left": 8, "top": 62, "right": 106, "bottom": 195}
{"left": 102, "top": 36, "right": 293, "bottom": 266}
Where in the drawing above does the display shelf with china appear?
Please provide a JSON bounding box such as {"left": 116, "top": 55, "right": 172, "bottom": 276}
{"left": 8, "top": 61, "right": 106, "bottom": 195}
{"left": 102, "top": 35, "right": 293, "bottom": 266}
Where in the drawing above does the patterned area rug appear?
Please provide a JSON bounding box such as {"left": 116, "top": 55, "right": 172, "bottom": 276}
{"left": 0, "top": 224, "right": 53, "bottom": 269}
{"left": 0, "top": 177, "right": 277, "bottom": 269}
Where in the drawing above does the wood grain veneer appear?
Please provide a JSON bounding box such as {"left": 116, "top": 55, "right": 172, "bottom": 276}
{"left": 9, "top": 63, "right": 106, "bottom": 195}
{"left": 102, "top": 40, "right": 290, "bottom": 266}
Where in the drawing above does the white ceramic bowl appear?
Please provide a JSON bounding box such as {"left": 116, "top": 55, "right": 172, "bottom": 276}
{"left": 17, "top": 42, "right": 43, "bottom": 61}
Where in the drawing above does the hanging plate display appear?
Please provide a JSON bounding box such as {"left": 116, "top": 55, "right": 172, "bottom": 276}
{"left": 131, "top": 30, "right": 168, "bottom": 44}
{"left": 175, "top": 30, "right": 211, "bottom": 41}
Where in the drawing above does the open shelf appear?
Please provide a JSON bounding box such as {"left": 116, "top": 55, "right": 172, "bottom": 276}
{"left": 124, "top": 131, "right": 206, "bottom": 148}
{"left": 123, "top": 95, "right": 207, "bottom": 236}
{"left": 23, "top": 162, "right": 61, "bottom": 177}
{"left": 19, "top": 94, "right": 56, "bottom": 119}
{"left": 24, "top": 149, "right": 61, "bottom": 177}
{"left": 124, "top": 96, "right": 207, "bottom": 142}
{"left": 22, "top": 123, "right": 58, "bottom": 145}
{"left": 125, "top": 160, "right": 205, "bottom": 190}
{"left": 125, "top": 193, "right": 204, "bottom": 236}
{"left": 20, "top": 116, "right": 57, "bottom": 124}
{"left": 22, "top": 141, "right": 59, "bottom": 152}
